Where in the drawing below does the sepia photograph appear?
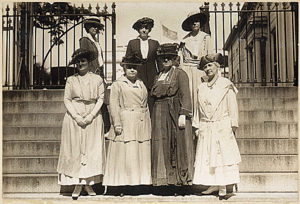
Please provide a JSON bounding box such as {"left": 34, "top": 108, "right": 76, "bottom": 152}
{"left": 1, "top": 1, "right": 298, "bottom": 202}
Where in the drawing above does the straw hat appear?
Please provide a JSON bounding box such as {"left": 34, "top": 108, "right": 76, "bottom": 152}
{"left": 181, "top": 11, "right": 207, "bottom": 32}
{"left": 83, "top": 17, "right": 104, "bottom": 30}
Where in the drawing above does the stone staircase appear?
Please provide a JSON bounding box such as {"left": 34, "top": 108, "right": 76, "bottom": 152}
{"left": 2, "top": 87, "right": 298, "bottom": 195}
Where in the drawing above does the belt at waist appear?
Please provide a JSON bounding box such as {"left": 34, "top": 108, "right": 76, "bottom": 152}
{"left": 122, "top": 107, "right": 148, "bottom": 113}
{"left": 72, "top": 99, "right": 97, "bottom": 105}
{"left": 155, "top": 96, "right": 179, "bottom": 102}
{"left": 200, "top": 113, "right": 229, "bottom": 122}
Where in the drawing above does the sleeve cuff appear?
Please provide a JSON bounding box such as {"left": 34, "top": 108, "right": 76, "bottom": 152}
{"left": 231, "top": 119, "right": 238, "bottom": 128}
{"left": 179, "top": 107, "right": 192, "bottom": 117}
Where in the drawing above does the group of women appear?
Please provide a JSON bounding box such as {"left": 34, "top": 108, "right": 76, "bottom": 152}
{"left": 57, "top": 11, "right": 241, "bottom": 199}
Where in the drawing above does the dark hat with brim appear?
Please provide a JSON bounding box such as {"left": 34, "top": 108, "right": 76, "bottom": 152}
{"left": 198, "top": 53, "right": 223, "bottom": 70}
{"left": 120, "top": 52, "right": 143, "bottom": 67}
{"left": 182, "top": 11, "right": 207, "bottom": 32}
{"left": 68, "top": 48, "right": 98, "bottom": 66}
{"left": 157, "top": 43, "right": 179, "bottom": 57}
{"left": 83, "top": 17, "right": 104, "bottom": 30}
{"left": 132, "top": 17, "right": 154, "bottom": 31}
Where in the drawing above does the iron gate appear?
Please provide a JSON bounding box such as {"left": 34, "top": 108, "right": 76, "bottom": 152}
{"left": 2, "top": 2, "right": 298, "bottom": 89}
{"left": 2, "top": 2, "right": 116, "bottom": 89}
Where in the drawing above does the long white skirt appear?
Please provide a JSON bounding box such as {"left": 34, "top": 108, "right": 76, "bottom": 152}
{"left": 193, "top": 135, "right": 240, "bottom": 186}
{"left": 103, "top": 140, "right": 151, "bottom": 186}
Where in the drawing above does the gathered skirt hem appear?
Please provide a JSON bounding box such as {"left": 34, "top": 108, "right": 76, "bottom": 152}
{"left": 58, "top": 174, "right": 103, "bottom": 186}
{"left": 103, "top": 140, "right": 151, "bottom": 186}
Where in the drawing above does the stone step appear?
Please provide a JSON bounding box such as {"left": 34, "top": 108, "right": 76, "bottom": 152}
{"left": 236, "top": 87, "right": 298, "bottom": 99}
{"left": 237, "top": 98, "right": 298, "bottom": 111}
{"left": 236, "top": 122, "right": 298, "bottom": 139}
{"left": 3, "top": 110, "right": 297, "bottom": 127}
{"left": 3, "top": 127, "right": 62, "bottom": 141}
{"left": 238, "top": 110, "right": 297, "bottom": 123}
{"left": 3, "top": 141, "right": 61, "bottom": 157}
{"left": 1, "top": 192, "right": 299, "bottom": 202}
{"left": 3, "top": 90, "right": 64, "bottom": 102}
{"left": 3, "top": 121, "right": 297, "bottom": 141}
{"left": 238, "top": 155, "right": 297, "bottom": 173}
{"left": 3, "top": 155, "right": 297, "bottom": 174}
{"left": 238, "top": 173, "right": 298, "bottom": 192}
{"left": 2, "top": 173, "right": 297, "bottom": 193}
{"left": 3, "top": 113, "right": 65, "bottom": 127}
{"left": 3, "top": 139, "right": 297, "bottom": 157}
{"left": 3, "top": 101, "right": 66, "bottom": 113}
{"left": 3, "top": 97, "right": 297, "bottom": 114}
{"left": 236, "top": 138, "right": 297, "bottom": 155}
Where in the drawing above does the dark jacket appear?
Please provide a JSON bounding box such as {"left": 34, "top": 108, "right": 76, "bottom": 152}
{"left": 79, "top": 37, "right": 104, "bottom": 78}
{"left": 125, "top": 38, "right": 160, "bottom": 90}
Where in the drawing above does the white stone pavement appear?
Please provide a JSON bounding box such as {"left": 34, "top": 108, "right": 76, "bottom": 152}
{"left": 2, "top": 193, "right": 298, "bottom": 203}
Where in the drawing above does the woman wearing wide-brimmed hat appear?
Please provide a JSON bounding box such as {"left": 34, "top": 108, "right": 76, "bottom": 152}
{"left": 57, "top": 48, "right": 106, "bottom": 199}
{"left": 80, "top": 17, "right": 105, "bottom": 78}
{"left": 193, "top": 53, "right": 241, "bottom": 197}
{"left": 179, "top": 11, "right": 213, "bottom": 116}
{"left": 151, "top": 43, "right": 193, "bottom": 191}
{"left": 178, "top": 11, "right": 214, "bottom": 183}
{"left": 125, "top": 17, "right": 160, "bottom": 117}
{"left": 103, "top": 53, "right": 151, "bottom": 196}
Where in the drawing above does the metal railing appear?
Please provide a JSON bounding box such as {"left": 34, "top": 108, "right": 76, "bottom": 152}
{"left": 2, "top": 2, "right": 298, "bottom": 89}
{"left": 2, "top": 2, "right": 116, "bottom": 89}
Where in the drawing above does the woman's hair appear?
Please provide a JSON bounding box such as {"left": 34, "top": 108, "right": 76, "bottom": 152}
{"left": 84, "top": 24, "right": 92, "bottom": 33}
{"left": 212, "top": 61, "right": 220, "bottom": 68}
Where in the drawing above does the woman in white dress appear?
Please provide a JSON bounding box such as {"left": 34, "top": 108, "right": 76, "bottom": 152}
{"left": 193, "top": 53, "right": 241, "bottom": 197}
{"left": 57, "top": 48, "right": 106, "bottom": 199}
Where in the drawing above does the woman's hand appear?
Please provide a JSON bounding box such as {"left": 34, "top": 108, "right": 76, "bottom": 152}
{"left": 75, "top": 115, "right": 86, "bottom": 127}
{"left": 195, "top": 129, "right": 199, "bottom": 137}
{"left": 84, "top": 114, "right": 95, "bottom": 125}
{"left": 178, "top": 115, "right": 186, "bottom": 129}
{"left": 114, "top": 126, "right": 123, "bottom": 135}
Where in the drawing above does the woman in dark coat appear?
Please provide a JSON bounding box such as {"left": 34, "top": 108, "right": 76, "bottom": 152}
{"left": 79, "top": 17, "right": 105, "bottom": 78}
{"left": 125, "top": 17, "right": 160, "bottom": 116}
{"left": 79, "top": 17, "right": 110, "bottom": 133}
{"left": 151, "top": 43, "right": 193, "bottom": 192}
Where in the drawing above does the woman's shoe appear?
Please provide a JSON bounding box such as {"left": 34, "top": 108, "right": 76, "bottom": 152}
{"left": 84, "top": 185, "right": 96, "bottom": 196}
{"left": 218, "top": 185, "right": 227, "bottom": 196}
{"left": 72, "top": 185, "right": 82, "bottom": 198}
{"left": 202, "top": 186, "right": 219, "bottom": 195}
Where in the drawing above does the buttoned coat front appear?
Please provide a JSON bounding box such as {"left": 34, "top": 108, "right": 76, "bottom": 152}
{"left": 107, "top": 75, "right": 151, "bottom": 142}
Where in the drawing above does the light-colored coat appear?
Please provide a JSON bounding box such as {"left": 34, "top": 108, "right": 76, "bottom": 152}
{"left": 107, "top": 75, "right": 151, "bottom": 142}
{"left": 193, "top": 76, "right": 241, "bottom": 168}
